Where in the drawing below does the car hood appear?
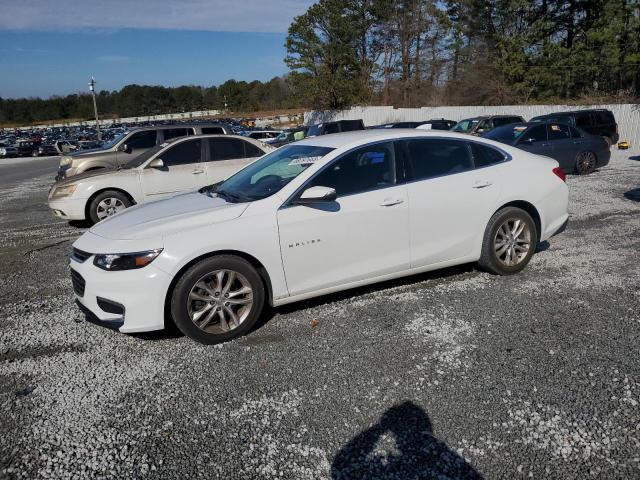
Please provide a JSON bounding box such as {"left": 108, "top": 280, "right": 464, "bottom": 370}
{"left": 55, "top": 167, "right": 121, "bottom": 185}
{"left": 89, "top": 191, "right": 249, "bottom": 241}
{"left": 69, "top": 147, "right": 113, "bottom": 158}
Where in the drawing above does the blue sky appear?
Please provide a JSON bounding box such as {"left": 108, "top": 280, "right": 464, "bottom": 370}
{"left": 0, "top": 0, "right": 315, "bottom": 99}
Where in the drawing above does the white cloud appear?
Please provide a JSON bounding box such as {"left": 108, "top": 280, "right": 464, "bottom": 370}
{"left": 0, "top": 0, "right": 314, "bottom": 33}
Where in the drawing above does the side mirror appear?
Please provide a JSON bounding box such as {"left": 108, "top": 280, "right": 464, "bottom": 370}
{"left": 148, "top": 158, "right": 165, "bottom": 169}
{"left": 119, "top": 143, "right": 132, "bottom": 154}
{"left": 294, "top": 186, "right": 337, "bottom": 205}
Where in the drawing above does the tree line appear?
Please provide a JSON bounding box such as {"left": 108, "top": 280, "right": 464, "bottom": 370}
{"left": 286, "top": 0, "right": 640, "bottom": 108}
{"left": 0, "top": 77, "right": 298, "bottom": 125}
{"left": 1, "top": 0, "right": 639, "bottom": 125}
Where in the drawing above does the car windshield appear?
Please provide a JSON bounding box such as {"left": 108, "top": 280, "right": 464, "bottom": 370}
{"left": 101, "top": 133, "right": 127, "bottom": 149}
{"left": 122, "top": 144, "right": 163, "bottom": 168}
{"left": 201, "top": 144, "right": 335, "bottom": 203}
{"left": 483, "top": 124, "right": 528, "bottom": 144}
{"left": 451, "top": 119, "right": 479, "bottom": 132}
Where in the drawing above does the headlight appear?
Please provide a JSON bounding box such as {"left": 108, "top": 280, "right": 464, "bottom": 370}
{"left": 51, "top": 184, "right": 77, "bottom": 198}
{"left": 93, "top": 249, "right": 163, "bottom": 271}
{"left": 60, "top": 156, "right": 72, "bottom": 166}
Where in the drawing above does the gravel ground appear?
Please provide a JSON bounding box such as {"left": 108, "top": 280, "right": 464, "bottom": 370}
{"left": 0, "top": 151, "right": 639, "bottom": 479}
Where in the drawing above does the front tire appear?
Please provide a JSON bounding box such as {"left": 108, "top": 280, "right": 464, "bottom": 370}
{"left": 170, "top": 255, "right": 265, "bottom": 344}
{"left": 478, "top": 207, "right": 537, "bottom": 275}
{"left": 88, "top": 190, "right": 131, "bottom": 224}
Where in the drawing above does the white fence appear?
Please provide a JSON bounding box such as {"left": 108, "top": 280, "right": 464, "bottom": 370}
{"left": 17, "top": 110, "right": 223, "bottom": 130}
{"left": 304, "top": 104, "right": 640, "bottom": 142}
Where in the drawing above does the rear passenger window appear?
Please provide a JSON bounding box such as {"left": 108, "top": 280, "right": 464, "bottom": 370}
{"left": 405, "top": 139, "right": 473, "bottom": 181}
{"left": 547, "top": 124, "right": 571, "bottom": 140}
{"left": 163, "top": 128, "right": 190, "bottom": 141}
{"left": 161, "top": 139, "right": 202, "bottom": 166}
{"left": 470, "top": 143, "right": 506, "bottom": 168}
{"left": 244, "top": 142, "right": 265, "bottom": 158}
{"left": 209, "top": 138, "right": 245, "bottom": 160}
{"left": 569, "top": 126, "right": 583, "bottom": 138}
{"left": 127, "top": 130, "right": 157, "bottom": 149}
{"left": 575, "top": 114, "right": 592, "bottom": 127}
{"left": 595, "top": 111, "right": 614, "bottom": 124}
{"left": 202, "top": 127, "right": 225, "bottom": 134}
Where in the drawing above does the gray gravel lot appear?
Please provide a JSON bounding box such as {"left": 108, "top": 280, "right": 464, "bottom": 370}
{"left": 1, "top": 151, "right": 639, "bottom": 479}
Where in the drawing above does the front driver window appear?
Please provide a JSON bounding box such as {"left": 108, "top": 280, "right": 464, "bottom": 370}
{"left": 306, "top": 142, "right": 396, "bottom": 197}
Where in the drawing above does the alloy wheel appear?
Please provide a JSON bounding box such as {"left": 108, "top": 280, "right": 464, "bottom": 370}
{"left": 493, "top": 218, "right": 532, "bottom": 267}
{"left": 187, "top": 269, "right": 253, "bottom": 334}
{"left": 96, "top": 197, "right": 126, "bottom": 220}
{"left": 576, "top": 151, "right": 596, "bottom": 175}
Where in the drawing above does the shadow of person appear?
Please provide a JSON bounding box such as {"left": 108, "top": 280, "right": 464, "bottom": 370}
{"left": 331, "top": 401, "right": 482, "bottom": 480}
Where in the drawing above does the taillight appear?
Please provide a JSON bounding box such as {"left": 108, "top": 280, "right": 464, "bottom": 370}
{"left": 552, "top": 166, "right": 566, "bottom": 182}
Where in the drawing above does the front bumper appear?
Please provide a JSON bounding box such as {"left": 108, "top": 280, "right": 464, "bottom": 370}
{"left": 70, "top": 256, "right": 171, "bottom": 333}
{"left": 48, "top": 197, "right": 87, "bottom": 221}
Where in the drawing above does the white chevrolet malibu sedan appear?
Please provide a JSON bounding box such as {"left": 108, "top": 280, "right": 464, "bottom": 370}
{"left": 70, "top": 130, "right": 569, "bottom": 344}
{"left": 48, "top": 135, "right": 271, "bottom": 225}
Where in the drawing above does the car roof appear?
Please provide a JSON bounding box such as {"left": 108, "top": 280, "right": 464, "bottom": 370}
{"left": 294, "top": 129, "right": 493, "bottom": 148}
{"left": 129, "top": 122, "right": 229, "bottom": 132}
{"left": 533, "top": 109, "right": 612, "bottom": 117}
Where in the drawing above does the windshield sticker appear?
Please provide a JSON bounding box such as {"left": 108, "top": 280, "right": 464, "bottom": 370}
{"left": 289, "top": 156, "right": 322, "bottom": 166}
{"left": 514, "top": 126, "right": 527, "bottom": 131}
{"left": 550, "top": 125, "right": 560, "bottom": 131}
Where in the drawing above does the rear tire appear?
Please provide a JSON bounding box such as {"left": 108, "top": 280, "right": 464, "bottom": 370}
{"left": 478, "top": 207, "right": 537, "bottom": 275}
{"left": 170, "top": 255, "right": 265, "bottom": 345}
{"left": 575, "top": 151, "right": 597, "bottom": 175}
{"left": 88, "top": 190, "right": 131, "bottom": 224}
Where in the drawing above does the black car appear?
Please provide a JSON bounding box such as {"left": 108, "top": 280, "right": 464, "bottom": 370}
{"left": 530, "top": 109, "right": 619, "bottom": 145}
{"left": 483, "top": 122, "right": 610, "bottom": 175}
{"left": 451, "top": 115, "right": 525, "bottom": 136}
{"left": 35, "top": 144, "right": 58, "bottom": 156}
{"left": 373, "top": 119, "right": 456, "bottom": 130}
{"left": 307, "top": 119, "right": 365, "bottom": 137}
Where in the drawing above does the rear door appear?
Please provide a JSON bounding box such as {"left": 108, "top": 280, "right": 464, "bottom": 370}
{"left": 141, "top": 138, "right": 206, "bottom": 198}
{"left": 205, "top": 137, "right": 265, "bottom": 184}
{"left": 401, "top": 138, "right": 502, "bottom": 267}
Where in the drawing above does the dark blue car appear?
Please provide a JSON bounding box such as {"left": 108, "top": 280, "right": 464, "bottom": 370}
{"left": 483, "top": 122, "right": 611, "bottom": 175}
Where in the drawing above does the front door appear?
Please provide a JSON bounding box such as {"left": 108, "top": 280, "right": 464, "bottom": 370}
{"left": 277, "top": 141, "right": 410, "bottom": 296}
{"left": 546, "top": 123, "right": 575, "bottom": 169}
{"left": 141, "top": 138, "right": 206, "bottom": 198}
{"left": 515, "top": 124, "right": 552, "bottom": 158}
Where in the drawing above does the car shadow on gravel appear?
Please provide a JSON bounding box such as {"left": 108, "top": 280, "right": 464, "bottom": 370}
{"left": 628, "top": 155, "right": 640, "bottom": 161}
{"left": 331, "top": 401, "right": 482, "bottom": 479}
{"left": 623, "top": 188, "right": 640, "bottom": 202}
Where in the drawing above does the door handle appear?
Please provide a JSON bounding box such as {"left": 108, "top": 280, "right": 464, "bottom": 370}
{"left": 192, "top": 169, "right": 205, "bottom": 174}
{"left": 541, "top": 143, "right": 551, "bottom": 147}
{"left": 380, "top": 198, "right": 404, "bottom": 207}
{"left": 573, "top": 141, "right": 583, "bottom": 145}
{"left": 472, "top": 180, "right": 492, "bottom": 189}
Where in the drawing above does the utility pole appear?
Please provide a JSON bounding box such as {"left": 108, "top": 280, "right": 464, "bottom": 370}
{"left": 88, "top": 76, "right": 101, "bottom": 141}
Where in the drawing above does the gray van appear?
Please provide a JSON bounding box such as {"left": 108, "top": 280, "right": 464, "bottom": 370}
{"left": 56, "top": 123, "right": 232, "bottom": 180}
